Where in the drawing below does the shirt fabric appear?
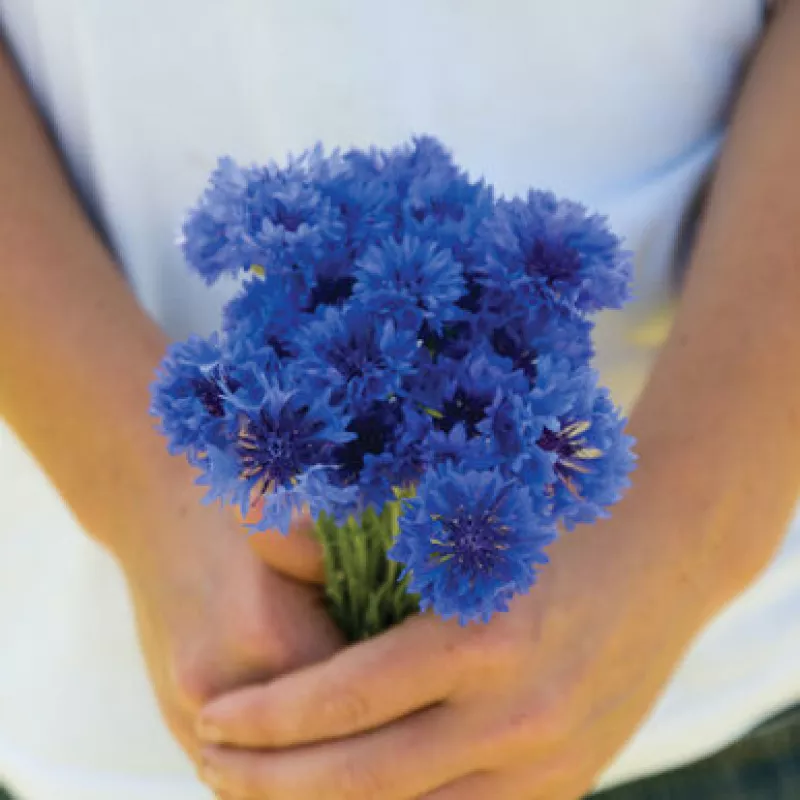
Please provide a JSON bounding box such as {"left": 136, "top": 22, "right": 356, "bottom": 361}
{"left": 1, "top": 2, "right": 800, "bottom": 798}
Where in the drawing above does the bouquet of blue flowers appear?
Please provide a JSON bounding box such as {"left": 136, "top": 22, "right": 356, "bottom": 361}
{"left": 151, "top": 137, "right": 635, "bottom": 641}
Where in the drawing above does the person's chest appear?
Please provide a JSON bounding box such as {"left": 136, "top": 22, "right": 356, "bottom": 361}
{"left": 3, "top": 0, "right": 763, "bottom": 199}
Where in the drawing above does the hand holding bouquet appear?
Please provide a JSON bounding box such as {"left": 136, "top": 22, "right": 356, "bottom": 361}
{"left": 152, "top": 137, "right": 635, "bottom": 641}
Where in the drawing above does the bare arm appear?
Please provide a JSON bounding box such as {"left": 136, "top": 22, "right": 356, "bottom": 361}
{"left": 0, "top": 38, "right": 341, "bottom": 786}
{"left": 0, "top": 38, "right": 173, "bottom": 548}
{"left": 626, "top": 0, "right": 800, "bottom": 602}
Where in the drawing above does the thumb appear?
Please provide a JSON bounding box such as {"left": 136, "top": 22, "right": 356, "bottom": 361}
{"left": 237, "top": 501, "right": 325, "bottom": 585}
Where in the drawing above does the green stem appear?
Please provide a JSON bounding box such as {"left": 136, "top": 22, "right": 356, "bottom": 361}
{"left": 314, "top": 501, "right": 420, "bottom": 642}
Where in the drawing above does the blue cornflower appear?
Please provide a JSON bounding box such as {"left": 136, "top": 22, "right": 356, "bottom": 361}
{"left": 353, "top": 236, "right": 466, "bottom": 333}
{"left": 475, "top": 359, "right": 599, "bottom": 489}
{"left": 149, "top": 333, "right": 232, "bottom": 463}
{"left": 251, "top": 174, "right": 345, "bottom": 293}
{"left": 486, "top": 305, "right": 595, "bottom": 379}
{"left": 292, "top": 305, "right": 421, "bottom": 412}
{"left": 527, "top": 357, "right": 597, "bottom": 421}
{"left": 330, "top": 401, "right": 431, "bottom": 510}
{"left": 431, "top": 350, "right": 529, "bottom": 439}
{"left": 387, "top": 137, "right": 495, "bottom": 256}
{"left": 222, "top": 334, "right": 283, "bottom": 385}
{"left": 528, "top": 309, "right": 596, "bottom": 368}
{"left": 536, "top": 384, "right": 636, "bottom": 530}
{"left": 259, "top": 146, "right": 360, "bottom": 309}
{"left": 315, "top": 146, "right": 398, "bottom": 259}
{"left": 390, "top": 465, "right": 556, "bottom": 624}
{"left": 477, "top": 190, "right": 633, "bottom": 315}
{"left": 488, "top": 322, "right": 541, "bottom": 380}
{"left": 160, "top": 135, "right": 638, "bottom": 631}
{"left": 197, "top": 373, "right": 357, "bottom": 532}
{"left": 426, "top": 422, "right": 495, "bottom": 471}
{"left": 223, "top": 274, "right": 304, "bottom": 359}
{"left": 477, "top": 393, "right": 550, "bottom": 489}
{"left": 180, "top": 154, "right": 346, "bottom": 289}
{"left": 179, "top": 158, "right": 262, "bottom": 285}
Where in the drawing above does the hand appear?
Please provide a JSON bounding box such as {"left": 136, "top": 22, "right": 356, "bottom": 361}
{"left": 110, "top": 465, "right": 343, "bottom": 794}
{"left": 193, "top": 494, "right": 727, "bottom": 800}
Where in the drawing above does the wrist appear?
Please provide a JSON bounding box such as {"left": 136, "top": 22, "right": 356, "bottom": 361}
{"left": 627, "top": 394, "right": 795, "bottom": 613}
{"left": 542, "top": 438, "right": 756, "bottom": 664}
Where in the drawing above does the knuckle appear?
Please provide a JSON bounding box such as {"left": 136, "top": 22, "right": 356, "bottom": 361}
{"left": 533, "top": 693, "right": 574, "bottom": 743}
{"left": 492, "top": 704, "right": 542, "bottom": 755}
{"left": 449, "top": 626, "right": 521, "bottom": 686}
{"left": 484, "top": 695, "right": 570, "bottom": 759}
{"left": 231, "top": 625, "right": 284, "bottom": 671}
{"left": 170, "top": 653, "right": 215, "bottom": 712}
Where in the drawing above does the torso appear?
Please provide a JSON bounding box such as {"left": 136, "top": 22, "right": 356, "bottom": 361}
{"left": 3, "top": 2, "right": 799, "bottom": 797}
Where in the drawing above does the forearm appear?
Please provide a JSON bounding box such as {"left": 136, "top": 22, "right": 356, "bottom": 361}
{"left": 0, "top": 40, "right": 185, "bottom": 550}
{"left": 619, "top": 3, "right": 800, "bottom": 606}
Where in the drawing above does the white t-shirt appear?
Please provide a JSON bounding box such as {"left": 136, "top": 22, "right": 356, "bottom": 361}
{"left": 2, "top": 2, "right": 800, "bottom": 798}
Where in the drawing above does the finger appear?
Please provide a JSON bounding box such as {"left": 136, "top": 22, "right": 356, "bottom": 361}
{"left": 200, "top": 704, "right": 475, "bottom": 800}
{"left": 239, "top": 503, "right": 325, "bottom": 584}
{"left": 198, "top": 613, "right": 463, "bottom": 748}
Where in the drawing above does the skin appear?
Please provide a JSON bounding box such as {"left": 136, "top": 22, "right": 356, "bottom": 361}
{"left": 1, "top": 3, "right": 799, "bottom": 799}
{"left": 0, "top": 32, "right": 343, "bottom": 799}
{"left": 195, "top": 3, "right": 800, "bottom": 799}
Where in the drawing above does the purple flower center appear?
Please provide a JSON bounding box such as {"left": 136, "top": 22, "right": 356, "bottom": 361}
{"left": 438, "top": 388, "right": 490, "bottom": 438}
{"left": 192, "top": 369, "right": 240, "bottom": 418}
{"left": 491, "top": 328, "right": 538, "bottom": 379}
{"left": 274, "top": 204, "right": 305, "bottom": 233}
{"left": 237, "top": 406, "right": 325, "bottom": 493}
{"left": 192, "top": 378, "right": 225, "bottom": 417}
{"left": 434, "top": 506, "right": 509, "bottom": 573}
{"left": 538, "top": 422, "right": 597, "bottom": 480}
{"left": 327, "top": 332, "right": 387, "bottom": 381}
{"left": 334, "top": 402, "right": 400, "bottom": 484}
{"left": 266, "top": 336, "right": 292, "bottom": 360}
{"left": 306, "top": 276, "right": 356, "bottom": 310}
{"left": 527, "top": 237, "right": 581, "bottom": 286}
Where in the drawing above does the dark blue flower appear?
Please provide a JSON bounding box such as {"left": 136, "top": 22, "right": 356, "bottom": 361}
{"left": 390, "top": 465, "right": 556, "bottom": 624}
{"left": 179, "top": 158, "right": 262, "bottom": 285}
{"left": 387, "top": 137, "right": 495, "bottom": 255}
{"left": 164, "top": 135, "right": 638, "bottom": 629}
{"left": 293, "top": 305, "right": 420, "bottom": 412}
{"left": 223, "top": 274, "right": 305, "bottom": 360}
{"left": 477, "top": 190, "right": 632, "bottom": 316}
{"left": 425, "top": 423, "right": 494, "bottom": 471}
{"left": 150, "top": 334, "right": 231, "bottom": 463}
{"left": 476, "top": 359, "right": 603, "bottom": 492}
{"left": 181, "top": 154, "right": 346, "bottom": 289}
{"left": 353, "top": 236, "right": 465, "bottom": 333}
{"left": 430, "top": 350, "right": 528, "bottom": 439}
{"left": 315, "top": 146, "right": 398, "bottom": 258}
{"left": 250, "top": 173, "right": 345, "bottom": 294}
{"left": 529, "top": 310, "right": 595, "bottom": 367}
{"left": 330, "top": 401, "right": 431, "bottom": 510}
{"left": 477, "top": 393, "right": 549, "bottom": 488}
{"left": 536, "top": 384, "right": 636, "bottom": 530}
{"left": 196, "top": 373, "right": 356, "bottom": 532}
